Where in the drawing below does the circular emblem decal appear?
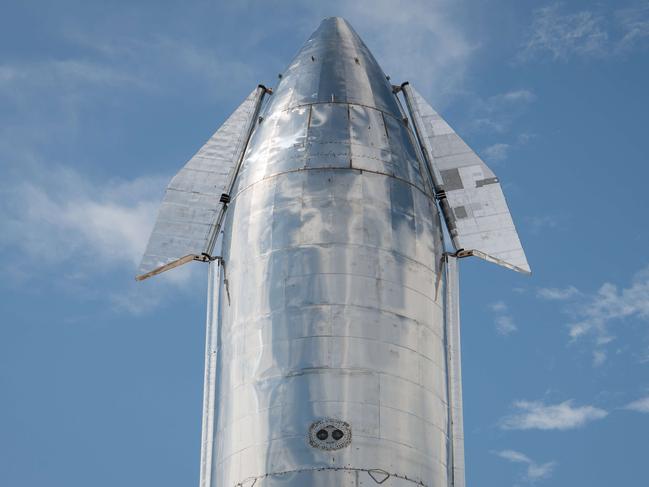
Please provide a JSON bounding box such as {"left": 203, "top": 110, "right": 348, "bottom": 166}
{"left": 308, "top": 418, "right": 352, "bottom": 450}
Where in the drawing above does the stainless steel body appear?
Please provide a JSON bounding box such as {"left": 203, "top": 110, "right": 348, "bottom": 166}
{"left": 139, "top": 15, "right": 530, "bottom": 487}
{"left": 213, "top": 17, "right": 447, "bottom": 486}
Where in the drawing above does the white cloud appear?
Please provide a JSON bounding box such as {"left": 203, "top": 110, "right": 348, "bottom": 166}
{"left": 592, "top": 349, "right": 607, "bottom": 367}
{"left": 225, "top": 1, "right": 476, "bottom": 106}
{"left": 520, "top": 2, "right": 649, "bottom": 62}
{"left": 616, "top": 3, "right": 649, "bottom": 51}
{"left": 490, "top": 301, "right": 518, "bottom": 335}
{"left": 469, "top": 89, "right": 536, "bottom": 134}
{"left": 625, "top": 395, "right": 649, "bottom": 413}
{"left": 483, "top": 143, "right": 511, "bottom": 162}
{"left": 0, "top": 59, "right": 148, "bottom": 92}
{"left": 51, "top": 32, "right": 257, "bottom": 102}
{"left": 501, "top": 400, "right": 608, "bottom": 430}
{"left": 335, "top": 0, "right": 475, "bottom": 104}
{"left": 0, "top": 166, "right": 163, "bottom": 267}
{"left": 495, "top": 449, "right": 557, "bottom": 482}
{"left": 495, "top": 89, "right": 537, "bottom": 103}
{"left": 0, "top": 29, "right": 262, "bottom": 166}
{"left": 567, "top": 267, "right": 649, "bottom": 342}
{"left": 538, "top": 266, "right": 649, "bottom": 365}
{"left": 497, "top": 449, "right": 532, "bottom": 463}
{"left": 496, "top": 315, "right": 518, "bottom": 336}
{"left": 526, "top": 461, "right": 557, "bottom": 481}
{"left": 640, "top": 348, "right": 649, "bottom": 364}
{"left": 537, "top": 286, "right": 580, "bottom": 300}
{"left": 0, "top": 164, "right": 202, "bottom": 312}
{"left": 525, "top": 215, "right": 560, "bottom": 235}
{"left": 520, "top": 4, "right": 608, "bottom": 61}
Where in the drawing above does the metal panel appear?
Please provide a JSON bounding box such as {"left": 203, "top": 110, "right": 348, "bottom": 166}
{"left": 402, "top": 84, "right": 531, "bottom": 274}
{"left": 306, "top": 103, "right": 351, "bottom": 168}
{"left": 137, "top": 86, "right": 266, "bottom": 280}
{"left": 444, "top": 255, "right": 465, "bottom": 487}
{"left": 216, "top": 163, "right": 446, "bottom": 486}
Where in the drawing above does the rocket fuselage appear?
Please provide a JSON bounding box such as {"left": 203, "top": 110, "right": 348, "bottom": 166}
{"left": 213, "top": 18, "right": 449, "bottom": 486}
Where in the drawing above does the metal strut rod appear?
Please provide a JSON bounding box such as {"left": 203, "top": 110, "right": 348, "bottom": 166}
{"left": 204, "top": 85, "right": 272, "bottom": 256}
{"left": 199, "top": 260, "right": 222, "bottom": 487}
{"left": 443, "top": 254, "right": 466, "bottom": 487}
{"left": 399, "top": 82, "right": 461, "bottom": 252}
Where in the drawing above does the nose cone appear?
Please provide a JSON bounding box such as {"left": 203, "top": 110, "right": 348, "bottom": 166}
{"left": 268, "top": 17, "right": 401, "bottom": 117}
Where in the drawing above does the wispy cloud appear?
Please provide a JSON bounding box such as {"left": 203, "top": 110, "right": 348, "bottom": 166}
{"left": 480, "top": 122, "right": 537, "bottom": 164}
{"left": 14, "top": 33, "right": 258, "bottom": 102}
{"left": 496, "top": 315, "right": 518, "bottom": 336}
{"left": 0, "top": 165, "right": 163, "bottom": 268}
{"left": 592, "top": 349, "right": 607, "bottom": 367}
{"left": 470, "top": 89, "right": 536, "bottom": 134}
{"left": 567, "top": 268, "right": 649, "bottom": 342}
{"left": 521, "top": 4, "right": 608, "bottom": 61}
{"left": 0, "top": 59, "right": 147, "bottom": 91}
{"left": 520, "top": 2, "right": 649, "bottom": 62}
{"left": 0, "top": 7, "right": 477, "bottom": 316}
{"left": 495, "top": 90, "right": 537, "bottom": 103}
{"left": 501, "top": 400, "right": 608, "bottom": 430}
{"left": 0, "top": 164, "right": 199, "bottom": 313}
{"left": 537, "top": 286, "right": 580, "bottom": 300}
{"left": 490, "top": 301, "right": 518, "bottom": 335}
{"left": 333, "top": 0, "right": 475, "bottom": 104}
{"left": 537, "top": 265, "right": 649, "bottom": 364}
{"left": 483, "top": 143, "right": 511, "bottom": 163}
{"left": 495, "top": 449, "right": 557, "bottom": 482}
{"left": 625, "top": 395, "right": 649, "bottom": 413}
{"left": 525, "top": 215, "right": 560, "bottom": 235}
{"left": 0, "top": 28, "right": 263, "bottom": 171}
{"left": 616, "top": 3, "right": 649, "bottom": 51}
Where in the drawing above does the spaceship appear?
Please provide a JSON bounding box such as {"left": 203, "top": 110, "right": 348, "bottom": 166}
{"left": 138, "top": 16, "right": 529, "bottom": 487}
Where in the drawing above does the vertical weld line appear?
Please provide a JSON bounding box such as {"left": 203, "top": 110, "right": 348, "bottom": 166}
{"left": 381, "top": 111, "right": 390, "bottom": 140}
{"left": 199, "top": 261, "right": 220, "bottom": 487}
{"left": 347, "top": 103, "right": 353, "bottom": 168}
{"left": 307, "top": 104, "right": 313, "bottom": 130}
{"left": 377, "top": 372, "right": 381, "bottom": 440}
{"left": 441, "top": 256, "right": 452, "bottom": 485}
{"left": 305, "top": 105, "right": 313, "bottom": 170}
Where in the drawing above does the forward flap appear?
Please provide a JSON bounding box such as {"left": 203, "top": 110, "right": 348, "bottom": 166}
{"left": 402, "top": 84, "right": 530, "bottom": 274}
{"left": 137, "top": 86, "right": 267, "bottom": 280}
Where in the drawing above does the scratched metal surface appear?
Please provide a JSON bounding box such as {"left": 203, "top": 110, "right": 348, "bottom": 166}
{"left": 212, "top": 18, "right": 448, "bottom": 487}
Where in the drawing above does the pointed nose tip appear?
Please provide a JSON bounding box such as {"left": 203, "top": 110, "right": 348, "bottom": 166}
{"left": 267, "top": 16, "right": 401, "bottom": 116}
{"left": 312, "top": 16, "right": 356, "bottom": 39}
{"left": 320, "top": 16, "right": 352, "bottom": 26}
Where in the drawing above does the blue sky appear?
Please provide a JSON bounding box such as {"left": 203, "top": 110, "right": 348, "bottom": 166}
{"left": 1, "top": 1, "right": 648, "bottom": 485}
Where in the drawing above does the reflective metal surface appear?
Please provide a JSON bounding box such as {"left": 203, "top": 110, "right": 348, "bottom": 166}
{"left": 199, "top": 261, "right": 221, "bottom": 487}
{"left": 138, "top": 15, "right": 531, "bottom": 487}
{"left": 214, "top": 17, "right": 447, "bottom": 487}
{"left": 137, "top": 87, "right": 266, "bottom": 280}
{"left": 402, "top": 84, "right": 530, "bottom": 274}
{"left": 444, "top": 255, "right": 465, "bottom": 487}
